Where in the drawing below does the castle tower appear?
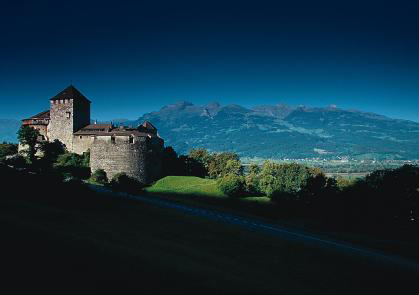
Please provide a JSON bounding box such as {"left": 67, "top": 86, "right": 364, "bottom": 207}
{"left": 47, "top": 85, "right": 91, "bottom": 151}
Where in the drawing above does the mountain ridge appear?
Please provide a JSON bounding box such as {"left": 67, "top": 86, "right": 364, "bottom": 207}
{"left": 132, "top": 101, "right": 419, "bottom": 160}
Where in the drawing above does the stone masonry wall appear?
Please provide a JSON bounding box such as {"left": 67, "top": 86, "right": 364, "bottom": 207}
{"left": 90, "top": 135, "right": 162, "bottom": 184}
{"left": 48, "top": 99, "right": 75, "bottom": 151}
{"left": 47, "top": 98, "right": 90, "bottom": 152}
{"left": 72, "top": 135, "right": 94, "bottom": 155}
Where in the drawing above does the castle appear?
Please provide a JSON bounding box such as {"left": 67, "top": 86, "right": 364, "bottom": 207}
{"left": 21, "top": 85, "right": 164, "bottom": 183}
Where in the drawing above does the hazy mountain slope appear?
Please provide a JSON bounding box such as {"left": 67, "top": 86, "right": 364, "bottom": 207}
{"left": 133, "top": 102, "right": 419, "bottom": 160}
{"left": 0, "top": 119, "right": 20, "bottom": 143}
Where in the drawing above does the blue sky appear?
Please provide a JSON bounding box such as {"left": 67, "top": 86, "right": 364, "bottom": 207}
{"left": 1, "top": 0, "right": 418, "bottom": 122}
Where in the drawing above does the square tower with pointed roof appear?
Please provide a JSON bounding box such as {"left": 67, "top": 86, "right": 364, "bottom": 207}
{"left": 48, "top": 85, "right": 91, "bottom": 151}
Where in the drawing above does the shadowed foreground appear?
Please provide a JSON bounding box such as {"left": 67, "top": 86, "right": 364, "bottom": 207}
{"left": 1, "top": 168, "right": 417, "bottom": 294}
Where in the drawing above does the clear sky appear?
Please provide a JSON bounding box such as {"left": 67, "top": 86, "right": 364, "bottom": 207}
{"left": 1, "top": 0, "right": 418, "bottom": 122}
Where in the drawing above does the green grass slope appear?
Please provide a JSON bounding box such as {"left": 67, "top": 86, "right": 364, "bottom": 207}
{"left": 146, "top": 176, "right": 227, "bottom": 197}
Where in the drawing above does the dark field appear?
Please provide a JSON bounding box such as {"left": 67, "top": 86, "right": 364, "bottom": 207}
{"left": 1, "top": 168, "right": 417, "bottom": 294}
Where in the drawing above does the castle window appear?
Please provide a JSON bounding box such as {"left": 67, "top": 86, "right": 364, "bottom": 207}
{"left": 111, "top": 136, "right": 116, "bottom": 143}
{"left": 66, "top": 112, "right": 71, "bottom": 119}
{"left": 79, "top": 136, "right": 83, "bottom": 139}
{"left": 129, "top": 137, "right": 134, "bottom": 144}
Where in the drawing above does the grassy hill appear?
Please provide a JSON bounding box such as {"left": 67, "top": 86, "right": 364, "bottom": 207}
{"left": 1, "top": 168, "right": 417, "bottom": 293}
{"left": 145, "top": 176, "right": 271, "bottom": 213}
{"left": 146, "top": 176, "right": 227, "bottom": 197}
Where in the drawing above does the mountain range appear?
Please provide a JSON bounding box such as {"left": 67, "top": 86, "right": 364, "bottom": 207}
{"left": 131, "top": 102, "right": 419, "bottom": 160}
{"left": 2, "top": 102, "right": 419, "bottom": 160}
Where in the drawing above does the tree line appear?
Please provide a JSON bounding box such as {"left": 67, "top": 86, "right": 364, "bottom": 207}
{"left": 162, "top": 146, "right": 419, "bottom": 228}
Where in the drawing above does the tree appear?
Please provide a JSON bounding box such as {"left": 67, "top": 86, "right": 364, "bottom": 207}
{"left": 90, "top": 169, "right": 108, "bottom": 184}
{"left": 188, "top": 148, "right": 212, "bottom": 177}
{"left": 162, "top": 146, "right": 181, "bottom": 176}
{"left": 363, "top": 164, "right": 419, "bottom": 223}
{"left": 189, "top": 148, "right": 211, "bottom": 167}
{"left": 248, "top": 163, "right": 260, "bottom": 175}
{"left": 217, "top": 174, "right": 246, "bottom": 198}
{"left": 39, "top": 139, "right": 66, "bottom": 167}
{"left": 258, "top": 161, "right": 330, "bottom": 201}
{"left": 17, "top": 125, "right": 40, "bottom": 163}
{"left": 208, "top": 152, "right": 241, "bottom": 179}
{"left": 224, "top": 159, "right": 243, "bottom": 176}
{"left": 245, "top": 164, "right": 261, "bottom": 195}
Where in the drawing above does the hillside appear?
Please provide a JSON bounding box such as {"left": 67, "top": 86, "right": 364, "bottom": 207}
{"left": 1, "top": 166, "right": 417, "bottom": 293}
{"left": 131, "top": 102, "right": 419, "bottom": 160}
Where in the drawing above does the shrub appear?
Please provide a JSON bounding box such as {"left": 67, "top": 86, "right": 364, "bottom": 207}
{"left": 3, "top": 154, "right": 27, "bottom": 168}
{"left": 54, "top": 152, "right": 91, "bottom": 180}
{"left": 90, "top": 169, "right": 108, "bottom": 184}
{"left": 217, "top": 174, "right": 245, "bottom": 197}
{"left": 109, "top": 172, "right": 144, "bottom": 193}
{"left": 0, "top": 142, "right": 18, "bottom": 161}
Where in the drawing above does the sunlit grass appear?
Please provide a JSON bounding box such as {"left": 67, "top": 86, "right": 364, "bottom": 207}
{"left": 146, "top": 176, "right": 227, "bottom": 198}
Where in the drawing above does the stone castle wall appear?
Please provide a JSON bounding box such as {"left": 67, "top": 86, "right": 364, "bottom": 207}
{"left": 32, "top": 125, "right": 48, "bottom": 140}
{"left": 48, "top": 99, "right": 75, "bottom": 151}
{"left": 48, "top": 99, "right": 90, "bottom": 152}
{"left": 90, "top": 135, "right": 163, "bottom": 184}
{"left": 72, "top": 135, "right": 94, "bottom": 155}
